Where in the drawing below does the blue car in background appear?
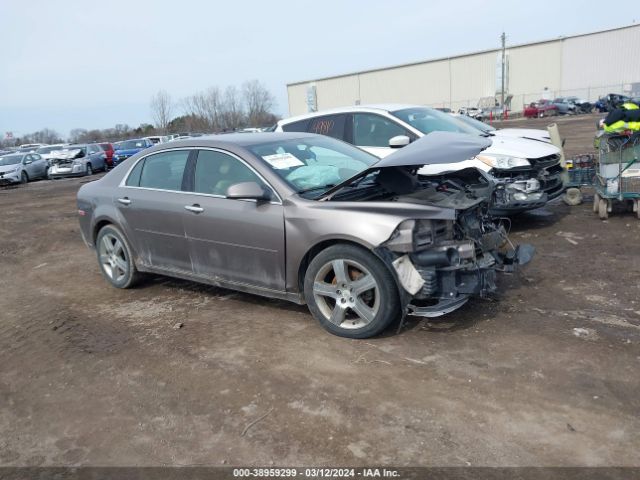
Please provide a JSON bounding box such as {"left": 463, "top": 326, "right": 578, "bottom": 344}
{"left": 113, "top": 138, "right": 154, "bottom": 165}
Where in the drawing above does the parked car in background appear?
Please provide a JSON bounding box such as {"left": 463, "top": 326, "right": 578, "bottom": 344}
{"left": 77, "top": 132, "right": 532, "bottom": 339}
{"left": 18, "top": 143, "right": 47, "bottom": 152}
{"left": 276, "top": 105, "right": 564, "bottom": 215}
{"left": 451, "top": 113, "right": 551, "bottom": 143}
{"left": 48, "top": 144, "right": 107, "bottom": 178}
{"left": 458, "top": 107, "right": 482, "bottom": 119}
{"left": 0, "top": 152, "right": 49, "bottom": 184}
{"left": 523, "top": 100, "right": 559, "bottom": 118}
{"left": 36, "top": 144, "right": 68, "bottom": 165}
{"left": 143, "top": 135, "right": 169, "bottom": 145}
{"left": 552, "top": 97, "right": 577, "bottom": 115}
{"left": 565, "top": 96, "right": 593, "bottom": 113}
{"left": 113, "top": 138, "right": 154, "bottom": 165}
{"left": 596, "top": 93, "right": 632, "bottom": 112}
{"left": 98, "top": 143, "right": 115, "bottom": 167}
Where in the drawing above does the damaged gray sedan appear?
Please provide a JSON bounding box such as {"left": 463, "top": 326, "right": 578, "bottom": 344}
{"left": 77, "top": 132, "right": 533, "bottom": 338}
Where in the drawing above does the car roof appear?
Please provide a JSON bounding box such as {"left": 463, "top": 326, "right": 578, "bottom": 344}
{"left": 156, "top": 132, "right": 317, "bottom": 149}
{"left": 278, "top": 104, "right": 425, "bottom": 125}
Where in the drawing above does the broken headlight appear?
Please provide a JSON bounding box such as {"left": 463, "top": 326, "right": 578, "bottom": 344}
{"left": 383, "top": 220, "right": 438, "bottom": 253}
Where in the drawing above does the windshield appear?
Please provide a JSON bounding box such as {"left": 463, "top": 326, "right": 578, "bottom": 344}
{"left": 392, "top": 107, "right": 480, "bottom": 136}
{"left": 0, "top": 155, "right": 23, "bottom": 166}
{"left": 248, "top": 136, "right": 377, "bottom": 195}
{"left": 453, "top": 114, "right": 496, "bottom": 133}
{"left": 117, "top": 140, "right": 146, "bottom": 150}
{"left": 36, "top": 146, "right": 64, "bottom": 154}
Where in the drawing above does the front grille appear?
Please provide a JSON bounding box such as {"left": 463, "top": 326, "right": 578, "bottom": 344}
{"left": 529, "top": 153, "right": 560, "bottom": 168}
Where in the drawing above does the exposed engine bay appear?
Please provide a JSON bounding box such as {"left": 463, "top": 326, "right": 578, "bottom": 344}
{"left": 329, "top": 166, "right": 534, "bottom": 318}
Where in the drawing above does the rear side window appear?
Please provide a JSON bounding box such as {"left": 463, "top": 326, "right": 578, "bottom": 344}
{"left": 125, "top": 159, "right": 145, "bottom": 186}
{"left": 137, "top": 150, "right": 189, "bottom": 191}
{"left": 281, "top": 119, "right": 309, "bottom": 133}
{"left": 306, "top": 114, "right": 347, "bottom": 140}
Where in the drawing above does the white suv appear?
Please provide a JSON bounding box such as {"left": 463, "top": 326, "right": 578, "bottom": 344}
{"left": 275, "top": 105, "right": 564, "bottom": 214}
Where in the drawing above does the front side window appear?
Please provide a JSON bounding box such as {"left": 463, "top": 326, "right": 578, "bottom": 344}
{"left": 137, "top": 150, "right": 189, "bottom": 191}
{"left": 193, "top": 150, "right": 263, "bottom": 196}
{"left": 391, "top": 107, "right": 479, "bottom": 136}
{"left": 352, "top": 113, "right": 411, "bottom": 147}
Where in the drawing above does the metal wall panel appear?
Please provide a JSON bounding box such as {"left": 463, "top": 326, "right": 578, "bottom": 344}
{"left": 449, "top": 51, "right": 496, "bottom": 110}
{"left": 507, "top": 41, "right": 563, "bottom": 101}
{"left": 287, "top": 25, "right": 640, "bottom": 115}
{"left": 561, "top": 26, "right": 640, "bottom": 95}
{"left": 287, "top": 83, "right": 310, "bottom": 116}
{"left": 358, "top": 59, "right": 451, "bottom": 106}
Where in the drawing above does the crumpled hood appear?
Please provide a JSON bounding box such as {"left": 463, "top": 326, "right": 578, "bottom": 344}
{"left": 485, "top": 135, "right": 558, "bottom": 158}
{"left": 374, "top": 131, "right": 492, "bottom": 168}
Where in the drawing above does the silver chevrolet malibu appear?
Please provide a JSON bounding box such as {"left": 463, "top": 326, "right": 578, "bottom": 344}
{"left": 77, "top": 132, "right": 533, "bottom": 338}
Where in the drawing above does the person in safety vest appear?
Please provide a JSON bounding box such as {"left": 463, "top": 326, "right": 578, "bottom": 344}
{"left": 602, "top": 102, "right": 640, "bottom": 133}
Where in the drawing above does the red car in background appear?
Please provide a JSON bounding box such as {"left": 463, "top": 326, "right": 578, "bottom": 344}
{"left": 98, "top": 142, "right": 115, "bottom": 167}
{"left": 523, "top": 100, "right": 559, "bottom": 118}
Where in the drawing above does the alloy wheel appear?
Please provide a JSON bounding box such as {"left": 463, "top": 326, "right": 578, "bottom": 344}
{"left": 98, "top": 233, "right": 129, "bottom": 283}
{"left": 312, "top": 258, "right": 380, "bottom": 329}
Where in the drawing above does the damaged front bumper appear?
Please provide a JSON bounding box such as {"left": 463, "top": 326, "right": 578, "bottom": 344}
{"left": 49, "top": 162, "right": 87, "bottom": 178}
{"left": 489, "top": 162, "right": 565, "bottom": 215}
{"left": 379, "top": 218, "right": 534, "bottom": 318}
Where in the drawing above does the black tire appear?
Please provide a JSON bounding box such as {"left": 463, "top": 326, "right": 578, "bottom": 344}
{"left": 304, "top": 244, "right": 400, "bottom": 339}
{"left": 20, "top": 171, "right": 28, "bottom": 184}
{"left": 86, "top": 163, "right": 93, "bottom": 176}
{"left": 95, "top": 225, "right": 141, "bottom": 289}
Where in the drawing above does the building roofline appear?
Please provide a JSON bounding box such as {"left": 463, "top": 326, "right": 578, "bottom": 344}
{"left": 287, "top": 23, "right": 640, "bottom": 87}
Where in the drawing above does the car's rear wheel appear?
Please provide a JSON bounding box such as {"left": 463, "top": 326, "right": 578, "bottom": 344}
{"left": 96, "top": 225, "right": 141, "bottom": 288}
{"left": 20, "top": 171, "right": 28, "bottom": 184}
{"left": 304, "top": 244, "right": 400, "bottom": 338}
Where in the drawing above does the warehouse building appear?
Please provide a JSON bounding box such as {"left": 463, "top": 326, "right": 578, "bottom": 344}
{"left": 287, "top": 24, "right": 640, "bottom": 116}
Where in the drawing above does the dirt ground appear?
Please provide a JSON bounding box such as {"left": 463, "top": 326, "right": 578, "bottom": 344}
{"left": 1, "top": 114, "right": 639, "bottom": 467}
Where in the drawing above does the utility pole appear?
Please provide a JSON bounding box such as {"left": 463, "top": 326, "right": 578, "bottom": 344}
{"left": 500, "top": 32, "right": 506, "bottom": 111}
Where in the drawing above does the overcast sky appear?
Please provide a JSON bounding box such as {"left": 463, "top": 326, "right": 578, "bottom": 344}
{"left": 0, "top": 0, "right": 631, "bottom": 138}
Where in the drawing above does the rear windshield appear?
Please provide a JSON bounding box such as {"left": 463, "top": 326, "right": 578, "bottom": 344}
{"left": 117, "top": 140, "right": 146, "bottom": 149}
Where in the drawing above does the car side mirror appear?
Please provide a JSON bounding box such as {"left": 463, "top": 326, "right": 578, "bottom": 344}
{"left": 226, "top": 181, "right": 271, "bottom": 201}
{"left": 23, "top": 159, "right": 32, "bottom": 164}
{"left": 389, "top": 135, "right": 411, "bottom": 148}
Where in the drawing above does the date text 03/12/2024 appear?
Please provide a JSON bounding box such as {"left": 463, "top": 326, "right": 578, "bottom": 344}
{"left": 232, "top": 468, "right": 401, "bottom": 478}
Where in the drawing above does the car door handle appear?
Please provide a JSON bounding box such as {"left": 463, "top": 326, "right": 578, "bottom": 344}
{"left": 117, "top": 197, "right": 131, "bottom": 205}
{"left": 184, "top": 204, "right": 204, "bottom": 214}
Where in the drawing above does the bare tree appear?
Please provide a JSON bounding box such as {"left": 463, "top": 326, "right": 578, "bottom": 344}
{"left": 242, "top": 80, "right": 276, "bottom": 126}
{"left": 182, "top": 86, "right": 224, "bottom": 131}
{"left": 150, "top": 90, "right": 173, "bottom": 133}
{"left": 220, "top": 86, "right": 245, "bottom": 130}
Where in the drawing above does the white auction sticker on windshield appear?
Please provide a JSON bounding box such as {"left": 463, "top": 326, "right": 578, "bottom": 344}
{"left": 262, "top": 153, "right": 304, "bottom": 169}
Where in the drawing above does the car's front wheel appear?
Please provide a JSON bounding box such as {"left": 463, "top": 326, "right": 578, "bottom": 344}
{"left": 20, "top": 171, "right": 28, "bottom": 184}
{"left": 304, "top": 244, "right": 400, "bottom": 338}
{"left": 86, "top": 163, "right": 93, "bottom": 176}
{"left": 96, "top": 225, "right": 141, "bottom": 288}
